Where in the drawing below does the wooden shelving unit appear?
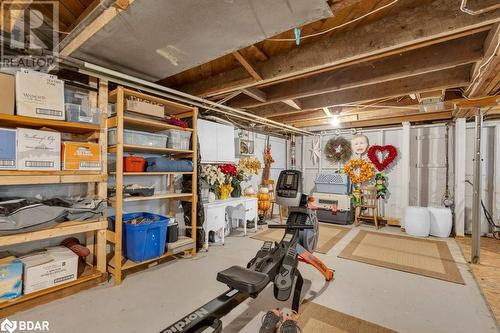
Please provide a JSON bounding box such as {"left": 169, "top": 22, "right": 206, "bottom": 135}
{"left": 0, "top": 79, "right": 109, "bottom": 316}
{"left": 0, "top": 170, "right": 106, "bottom": 185}
{"left": 107, "top": 86, "right": 198, "bottom": 285}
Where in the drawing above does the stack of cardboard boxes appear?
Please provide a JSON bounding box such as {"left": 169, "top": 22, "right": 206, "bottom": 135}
{"left": 0, "top": 69, "right": 101, "bottom": 172}
{"left": 0, "top": 247, "right": 78, "bottom": 301}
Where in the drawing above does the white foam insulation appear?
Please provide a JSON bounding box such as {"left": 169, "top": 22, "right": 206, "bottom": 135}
{"left": 69, "top": 0, "right": 333, "bottom": 81}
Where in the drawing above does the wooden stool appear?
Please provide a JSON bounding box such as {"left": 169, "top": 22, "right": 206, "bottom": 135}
{"left": 354, "top": 186, "right": 379, "bottom": 229}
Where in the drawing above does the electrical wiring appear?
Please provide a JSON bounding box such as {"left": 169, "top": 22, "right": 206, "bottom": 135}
{"left": 460, "top": 0, "right": 500, "bottom": 15}
{"left": 466, "top": 33, "right": 500, "bottom": 93}
{"left": 465, "top": 180, "right": 500, "bottom": 240}
{"left": 265, "top": 0, "right": 399, "bottom": 42}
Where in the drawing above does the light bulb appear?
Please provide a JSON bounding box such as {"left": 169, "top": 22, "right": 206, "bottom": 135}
{"left": 330, "top": 114, "right": 340, "bottom": 127}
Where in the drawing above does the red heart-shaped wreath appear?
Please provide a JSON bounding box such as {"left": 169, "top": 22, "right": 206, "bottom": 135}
{"left": 367, "top": 145, "right": 398, "bottom": 171}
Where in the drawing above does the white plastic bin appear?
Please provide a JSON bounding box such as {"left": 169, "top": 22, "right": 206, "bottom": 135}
{"left": 164, "top": 129, "right": 191, "bottom": 150}
{"left": 108, "top": 128, "right": 167, "bottom": 148}
{"left": 428, "top": 207, "right": 452, "bottom": 238}
{"left": 404, "top": 206, "right": 430, "bottom": 237}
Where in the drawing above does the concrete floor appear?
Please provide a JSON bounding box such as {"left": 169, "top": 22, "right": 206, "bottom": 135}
{"left": 9, "top": 223, "right": 498, "bottom": 333}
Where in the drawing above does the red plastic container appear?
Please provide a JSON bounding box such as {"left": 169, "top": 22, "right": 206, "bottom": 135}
{"left": 124, "top": 155, "right": 146, "bottom": 172}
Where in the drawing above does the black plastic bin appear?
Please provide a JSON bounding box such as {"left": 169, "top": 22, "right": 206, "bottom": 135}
{"left": 167, "top": 222, "right": 179, "bottom": 243}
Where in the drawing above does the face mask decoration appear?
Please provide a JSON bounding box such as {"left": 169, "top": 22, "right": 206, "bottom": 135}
{"left": 351, "top": 134, "right": 369, "bottom": 156}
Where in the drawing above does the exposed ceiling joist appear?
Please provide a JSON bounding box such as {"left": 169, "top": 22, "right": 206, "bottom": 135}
{"left": 60, "top": 0, "right": 135, "bottom": 57}
{"left": 466, "top": 23, "right": 500, "bottom": 97}
{"left": 283, "top": 99, "right": 302, "bottom": 110}
{"left": 249, "top": 64, "right": 472, "bottom": 115}
{"left": 298, "top": 110, "right": 453, "bottom": 129}
{"left": 248, "top": 45, "right": 269, "bottom": 61}
{"left": 176, "top": 0, "right": 500, "bottom": 97}
{"left": 232, "top": 51, "right": 263, "bottom": 81}
{"left": 241, "top": 87, "right": 267, "bottom": 102}
{"left": 227, "top": 32, "right": 485, "bottom": 108}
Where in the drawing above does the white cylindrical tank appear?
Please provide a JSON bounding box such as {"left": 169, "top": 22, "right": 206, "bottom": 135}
{"left": 405, "top": 206, "right": 430, "bottom": 237}
{"left": 428, "top": 207, "right": 452, "bottom": 238}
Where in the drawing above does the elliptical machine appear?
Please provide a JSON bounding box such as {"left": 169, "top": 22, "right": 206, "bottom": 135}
{"left": 161, "top": 170, "right": 333, "bottom": 333}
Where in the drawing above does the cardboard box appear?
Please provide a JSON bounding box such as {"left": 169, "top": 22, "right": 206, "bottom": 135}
{"left": 126, "top": 98, "right": 165, "bottom": 118}
{"left": 62, "top": 142, "right": 101, "bottom": 171}
{"left": 17, "top": 128, "right": 61, "bottom": 170}
{"left": 0, "top": 256, "right": 23, "bottom": 301}
{"left": 0, "top": 73, "right": 15, "bottom": 115}
{"left": 20, "top": 247, "right": 78, "bottom": 295}
{"left": 16, "top": 69, "right": 65, "bottom": 120}
{"left": 0, "top": 128, "right": 16, "bottom": 170}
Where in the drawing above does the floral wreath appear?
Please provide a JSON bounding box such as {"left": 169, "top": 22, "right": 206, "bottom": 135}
{"left": 324, "top": 137, "right": 352, "bottom": 163}
{"left": 367, "top": 145, "right": 398, "bottom": 171}
{"left": 344, "top": 159, "right": 374, "bottom": 183}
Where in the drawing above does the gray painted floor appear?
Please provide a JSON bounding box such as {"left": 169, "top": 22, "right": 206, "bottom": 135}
{"left": 9, "top": 223, "right": 498, "bottom": 333}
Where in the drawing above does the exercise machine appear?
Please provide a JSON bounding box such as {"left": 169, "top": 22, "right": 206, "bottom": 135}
{"left": 161, "top": 170, "right": 334, "bottom": 333}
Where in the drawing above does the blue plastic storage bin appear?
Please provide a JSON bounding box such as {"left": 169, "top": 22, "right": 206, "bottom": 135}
{"left": 109, "top": 212, "right": 169, "bottom": 263}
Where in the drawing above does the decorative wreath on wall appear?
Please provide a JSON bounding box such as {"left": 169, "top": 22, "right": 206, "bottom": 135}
{"left": 367, "top": 145, "right": 398, "bottom": 171}
{"left": 324, "top": 137, "right": 352, "bottom": 163}
{"left": 344, "top": 159, "right": 374, "bottom": 183}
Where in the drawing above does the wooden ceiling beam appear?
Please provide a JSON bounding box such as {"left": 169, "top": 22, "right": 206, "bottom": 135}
{"left": 282, "top": 99, "right": 302, "bottom": 110}
{"left": 292, "top": 110, "right": 453, "bottom": 129}
{"left": 249, "top": 64, "right": 472, "bottom": 115}
{"left": 227, "top": 33, "right": 485, "bottom": 108}
{"left": 241, "top": 87, "right": 267, "bottom": 102}
{"left": 249, "top": 45, "right": 268, "bottom": 61}
{"left": 232, "top": 51, "right": 263, "bottom": 81}
{"left": 60, "top": 0, "right": 135, "bottom": 57}
{"left": 175, "top": 0, "right": 500, "bottom": 97}
{"left": 466, "top": 24, "right": 500, "bottom": 97}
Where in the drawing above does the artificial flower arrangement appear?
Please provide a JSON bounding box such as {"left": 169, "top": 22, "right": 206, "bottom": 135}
{"left": 232, "top": 158, "right": 261, "bottom": 198}
{"left": 216, "top": 164, "right": 237, "bottom": 200}
{"left": 200, "top": 164, "right": 226, "bottom": 189}
{"left": 238, "top": 157, "right": 261, "bottom": 180}
{"left": 201, "top": 161, "right": 262, "bottom": 200}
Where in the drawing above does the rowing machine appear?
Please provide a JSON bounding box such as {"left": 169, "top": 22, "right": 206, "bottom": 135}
{"left": 161, "top": 170, "right": 334, "bottom": 333}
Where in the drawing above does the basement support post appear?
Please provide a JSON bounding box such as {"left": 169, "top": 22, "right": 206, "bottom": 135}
{"left": 401, "top": 122, "right": 411, "bottom": 229}
{"left": 454, "top": 118, "right": 466, "bottom": 236}
{"left": 471, "top": 109, "right": 483, "bottom": 264}
{"left": 494, "top": 125, "right": 500, "bottom": 231}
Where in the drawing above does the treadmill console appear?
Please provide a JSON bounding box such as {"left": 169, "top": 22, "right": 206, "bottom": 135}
{"left": 276, "top": 170, "right": 302, "bottom": 207}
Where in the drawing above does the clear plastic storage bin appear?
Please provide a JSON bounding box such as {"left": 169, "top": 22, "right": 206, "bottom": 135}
{"left": 65, "top": 104, "right": 101, "bottom": 124}
{"left": 64, "top": 85, "right": 101, "bottom": 124}
{"left": 164, "top": 129, "right": 191, "bottom": 150}
{"left": 108, "top": 128, "right": 168, "bottom": 148}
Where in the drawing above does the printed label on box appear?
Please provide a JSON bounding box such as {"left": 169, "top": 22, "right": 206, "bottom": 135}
{"left": 17, "top": 128, "right": 61, "bottom": 170}
{"left": 0, "top": 128, "right": 17, "bottom": 170}
{"left": 62, "top": 142, "right": 101, "bottom": 171}
{"left": 16, "top": 69, "right": 65, "bottom": 120}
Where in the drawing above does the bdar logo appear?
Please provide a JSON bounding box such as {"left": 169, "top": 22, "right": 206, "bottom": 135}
{"left": 0, "top": 319, "right": 17, "bottom": 333}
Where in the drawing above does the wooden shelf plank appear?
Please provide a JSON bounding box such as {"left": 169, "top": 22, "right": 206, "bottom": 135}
{"left": 107, "top": 115, "right": 194, "bottom": 133}
{"left": 0, "top": 220, "right": 108, "bottom": 247}
{"left": 0, "top": 114, "right": 100, "bottom": 133}
{"left": 110, "top": 171, "right": 194, "bottom": 176}
{"left": 108, "top": 144, "right": 193, "bottom": 156}
{"left": 0, "top": 266, "right": 106, "bottom": 317}
{"left": 109, "top": 88, "right": 194, "bottom": 115}
{"left": 109, "top": 192, "right": 193, "bottom": 205}
{"left": 0, "top": 171, "right": 106, "bottom": 185}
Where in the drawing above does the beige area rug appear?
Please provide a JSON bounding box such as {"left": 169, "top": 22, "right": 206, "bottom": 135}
{"left": 338, "top": 230, "right": 464, "bottom": 284}
{"left": 251, "top": 223, "right": 350, "bottom": 254}
{"left": 298, "top": 301, "right": 397, "bottom": 333}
